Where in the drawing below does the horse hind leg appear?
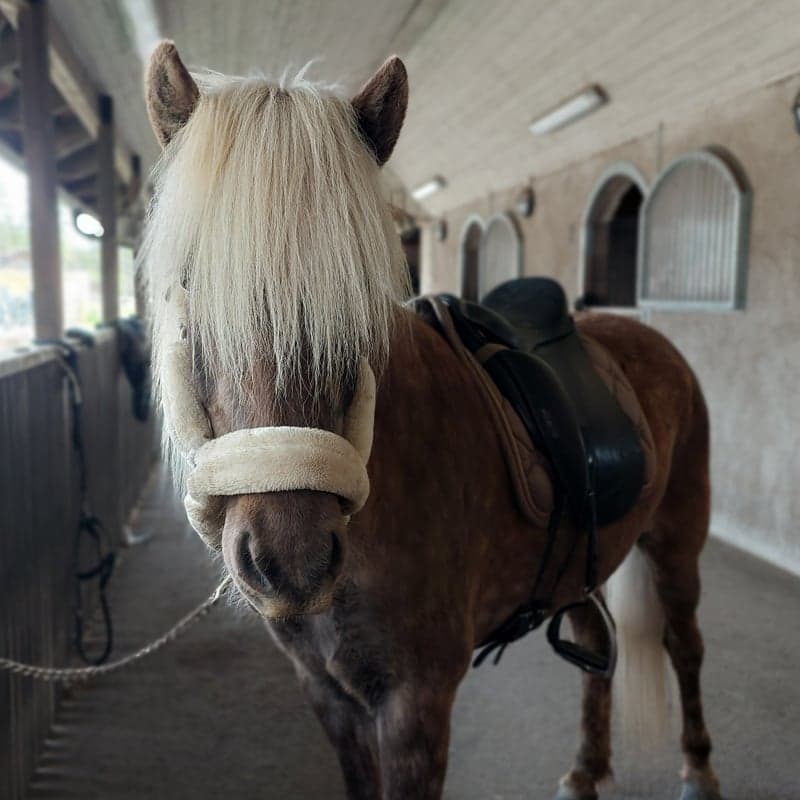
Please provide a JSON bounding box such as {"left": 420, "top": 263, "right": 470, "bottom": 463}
{"left": 639, "top": 403, "right": 721, "bottom": 800}
{"left": 640, "top": 534, "right": 721, "bottom": 800}
{"left": 555, "top": 601, "right": 613, "bottom": 800}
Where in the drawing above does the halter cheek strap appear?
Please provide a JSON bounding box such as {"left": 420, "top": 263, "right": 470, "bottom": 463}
{"left": 160, "top": 286, "right": 376, "bottom": 550}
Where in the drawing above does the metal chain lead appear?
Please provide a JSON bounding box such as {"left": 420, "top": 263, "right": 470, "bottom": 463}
{"left": 0, "top": 577, "right": 232, "bottom": 683}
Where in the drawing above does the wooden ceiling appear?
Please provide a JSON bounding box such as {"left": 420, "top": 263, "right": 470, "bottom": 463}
{"left": 46, "top": 0, "right": 800, "bottom": 216}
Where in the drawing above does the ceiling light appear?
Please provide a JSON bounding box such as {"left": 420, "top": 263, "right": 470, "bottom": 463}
{"left": 75, "top": 211, "right": 104, "bottom": 238}
{"left": 529, "top": 86, "right": 607, "bottom": 135}
{"left": 411, "top": 176, "right": 446, "bottom": 200}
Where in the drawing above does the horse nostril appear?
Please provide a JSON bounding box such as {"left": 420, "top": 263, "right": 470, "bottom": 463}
{"left": 231, "top": 529, "right": 343, "bottom": 603}
{"left": 235, "top": 531, "right": 275, "bottom": 594}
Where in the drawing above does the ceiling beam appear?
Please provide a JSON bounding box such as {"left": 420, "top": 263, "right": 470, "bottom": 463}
{"left": 54, "top": 114, "right": 93, "bottom": 159}
{"left": 0, "top": 83, "right": 66, "bottom": 129}
{"left": 56, "top": 141, "right": 96, "bottom": 182}
{"left": 62, "top": 172, "right": 97, "bottom": 196}
{"left": 0, "top": 0, "right": 134, "bottom": 183}
{"left": 0, "top": 92, "right": 105, "bottom": 220}
{"left": 63, "top": 172, "right": 128, "bottom": 200}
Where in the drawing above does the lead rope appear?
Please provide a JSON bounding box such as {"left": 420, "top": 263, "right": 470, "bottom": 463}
{"left": 0, "top": 577, "right": 231, "bottom": 683}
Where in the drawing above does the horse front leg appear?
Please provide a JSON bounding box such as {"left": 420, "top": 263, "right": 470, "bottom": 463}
{"left": 376, "top": 684, "right": 457, "bottom": 800}
{"left": 297, "top": 669, "right": 382, "bottom": 800}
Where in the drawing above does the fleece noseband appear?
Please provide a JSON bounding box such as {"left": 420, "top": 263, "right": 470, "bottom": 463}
{"left": 160, "top": 287, "right": 375, "bottom": 550}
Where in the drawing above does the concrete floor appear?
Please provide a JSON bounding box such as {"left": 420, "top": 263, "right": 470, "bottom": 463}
{"left": 26, "top": 468, "right": 800, "bottom": 800}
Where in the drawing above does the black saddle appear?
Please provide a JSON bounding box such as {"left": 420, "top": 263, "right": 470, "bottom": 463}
{"left": 439, "top": 277, "right": 646, "bottom": 675}
{"left": 441, "top": 277, "right": 644, "bottom": 529}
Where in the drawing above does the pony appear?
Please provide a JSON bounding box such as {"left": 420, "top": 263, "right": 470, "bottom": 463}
{"left": 142, "top": 41, "right": 720, "bottom": 800}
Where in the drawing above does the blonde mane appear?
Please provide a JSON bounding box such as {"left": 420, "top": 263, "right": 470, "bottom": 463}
{"left": 142, "top": 70, "right": 408, "bottom": 414}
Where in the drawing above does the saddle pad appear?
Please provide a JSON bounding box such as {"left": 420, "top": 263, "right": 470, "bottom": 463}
{"left": 414, "top": 297, "right": 656, "bottom": 529}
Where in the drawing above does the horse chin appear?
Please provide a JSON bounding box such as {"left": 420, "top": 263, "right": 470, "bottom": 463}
{"left": 233, "top": 579, "right": 336, "bottom": 620}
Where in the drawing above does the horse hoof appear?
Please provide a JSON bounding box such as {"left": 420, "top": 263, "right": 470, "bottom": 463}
{"left": 679, "top": 783, "right": 723, "bottom": 800}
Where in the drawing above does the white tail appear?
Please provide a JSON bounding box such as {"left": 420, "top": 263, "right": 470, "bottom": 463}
{"left": 606, "top": 545, "right": 672, "bottom": 749}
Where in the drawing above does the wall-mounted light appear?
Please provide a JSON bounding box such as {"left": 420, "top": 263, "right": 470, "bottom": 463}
{"left": 529, "top": 86, "right": 607, "bottom": 135}
{"left": 412, "top": 175, "right": 446, "bottom": 200}
{"left": 74, "top": 211, "right": 104, "bottom": 238}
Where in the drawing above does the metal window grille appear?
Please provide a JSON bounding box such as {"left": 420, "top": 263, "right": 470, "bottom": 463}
{"left": 638, "top": 148, "right": 751, "bottom": 310}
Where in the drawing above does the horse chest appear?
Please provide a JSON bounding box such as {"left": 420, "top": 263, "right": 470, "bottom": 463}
{"left": 268, "top": 600, "right": 393, "bottom": 712}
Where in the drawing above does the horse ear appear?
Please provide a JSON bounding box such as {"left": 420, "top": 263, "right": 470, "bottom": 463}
{"left": 145, "top": 41, "right": 199, "bottom": 148}
{"left": 351, "top": 56, "right": 408, "bottom": 166}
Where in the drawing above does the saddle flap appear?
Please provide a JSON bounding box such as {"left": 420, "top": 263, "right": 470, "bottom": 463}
{"left": 478, "top": 348, "right": 589, "bottom": 514}
{"left": 411, "top": 295, "right": 555, "bottom": 529}
{"left": 457, "top": 277, "right": 651, "bottom": 527}
{"left": 533, "top": 329, "right": 646, "bottom": 525}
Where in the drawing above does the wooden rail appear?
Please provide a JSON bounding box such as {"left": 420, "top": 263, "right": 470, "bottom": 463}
{"left": 0, "top": 332, "right": 157, "bottom": 800}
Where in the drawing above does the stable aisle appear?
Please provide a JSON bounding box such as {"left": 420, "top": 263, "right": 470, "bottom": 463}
{"left": 26, "top": 468, "right": 800, "bottom": 800}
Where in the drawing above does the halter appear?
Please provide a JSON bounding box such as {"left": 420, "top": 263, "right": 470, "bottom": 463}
{"left": 160, "top": 286, "right": 376, "bottom": 550}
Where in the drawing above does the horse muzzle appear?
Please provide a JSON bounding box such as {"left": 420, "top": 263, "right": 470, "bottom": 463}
{"left": 221, "top": 492, "right": 346, "bottom": 618}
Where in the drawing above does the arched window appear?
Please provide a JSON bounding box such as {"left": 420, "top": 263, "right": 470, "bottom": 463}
{"left": 580, "top": 163, "right": 646, "bottom": 308}
{"left": 480, "top": 212, "right": 522, "bottom": 300}
{"left": 459, "top": 216, "right": 484, "bottom": 301}
{"left": 639, "top": 148, "right": 751, "bottom": 310}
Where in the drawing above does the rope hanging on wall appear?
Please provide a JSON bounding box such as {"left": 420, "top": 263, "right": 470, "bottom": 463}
{"left": 38, "top": 339, "right": 116, "bottom": 666}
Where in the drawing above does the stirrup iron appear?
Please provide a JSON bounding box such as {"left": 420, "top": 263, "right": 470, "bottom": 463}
{"left": 545, "top": 592, "right": 617, "bottom": 679}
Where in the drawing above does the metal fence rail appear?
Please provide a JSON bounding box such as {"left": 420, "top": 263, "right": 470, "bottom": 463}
{"left": 0, "top": 330, "right": 157, "bottom": 800}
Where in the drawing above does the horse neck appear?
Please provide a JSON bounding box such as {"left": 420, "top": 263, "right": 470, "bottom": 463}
{"left": 372, "top": 306, "right": 523, "bottom": 500}
{"left": 374, "top": 307, "right": 488, "bottom": 454}
{"left": 364, "top": 305, "right": 519, "bottom": 539}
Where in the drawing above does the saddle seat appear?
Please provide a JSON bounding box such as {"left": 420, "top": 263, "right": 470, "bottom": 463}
{"left": 415, "top": 277, "right": 655, "bottom": 531}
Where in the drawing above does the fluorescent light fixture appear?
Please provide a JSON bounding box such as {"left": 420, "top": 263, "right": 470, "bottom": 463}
{"left": 411, "top": 175, "right": 446, "bottom": 200}
{"left": 529, "top": 86, "right": 607, "bottom": 135}
{"left": 75, "top": 212, "right": 104, "bottom": 238}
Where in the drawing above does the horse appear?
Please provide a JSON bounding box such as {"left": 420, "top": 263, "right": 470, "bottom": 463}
{"left": 142, "top": 41, "right": 720, "bottom": 800}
